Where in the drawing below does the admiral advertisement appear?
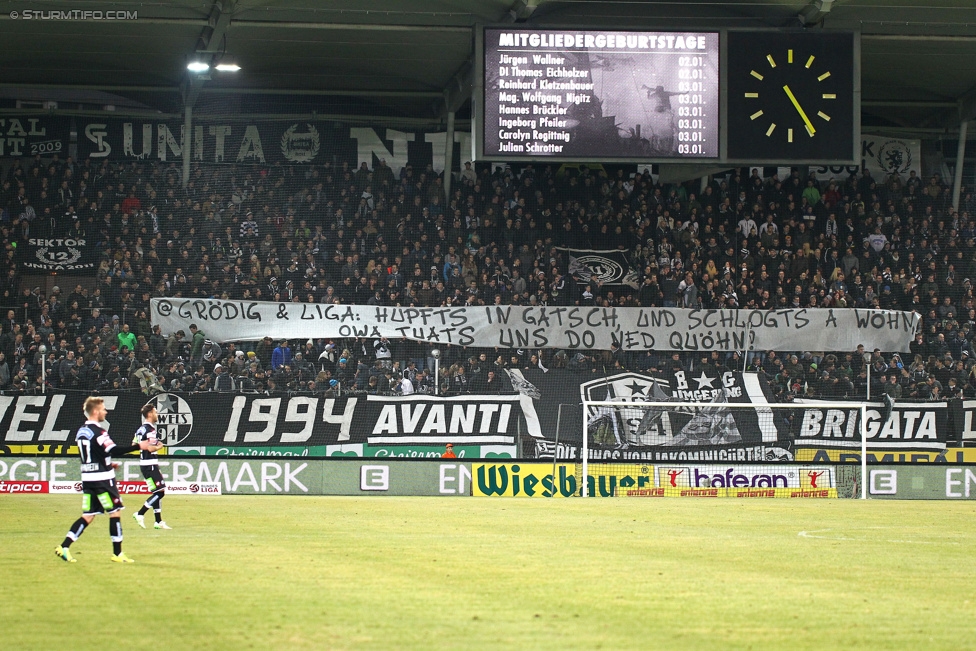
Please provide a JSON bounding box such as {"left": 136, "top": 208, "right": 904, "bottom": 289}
{"left": 76, "top": 119, "right": 472, "bottom": 174}
{"left": 0, "top": 372, "right": 962, "bottom": 463}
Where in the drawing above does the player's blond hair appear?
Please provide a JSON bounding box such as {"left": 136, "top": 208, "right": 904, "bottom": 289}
{"left": 83, "top": 396, "right": 105, "bottom": 418}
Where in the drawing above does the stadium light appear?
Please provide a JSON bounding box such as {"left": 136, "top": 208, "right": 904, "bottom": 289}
{"left": 215, "top": 63, "right": 241, "bottom": 72}
{"left": 187, "top": 61, "right": 210, "bottom": 73}
{"left": 431, "top": 349, "right": 441, "bottom": 395}
{"left": 39, "top": 344, "right": 47, "bottom": 393}
{"left": 863, "top": 352, "right": 873, "bottom": 401}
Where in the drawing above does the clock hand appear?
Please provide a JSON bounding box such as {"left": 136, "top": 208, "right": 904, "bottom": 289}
{"left": 783, "top": 85, "right": 816, "bottom": 136}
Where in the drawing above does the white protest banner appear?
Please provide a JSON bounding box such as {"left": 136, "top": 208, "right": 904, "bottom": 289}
{"left": 151, "top": 299, "right": 918, "bottom": 353}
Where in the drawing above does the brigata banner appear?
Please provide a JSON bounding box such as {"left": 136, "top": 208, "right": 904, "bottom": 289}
{"left": 16, "top": 235, "right": 100, "bottom": 273}
{"left": 150, "top": 298, "right": 919, "bottom": 352}
{"left": 791, "top": 399, "right": 949, "bottom": 452}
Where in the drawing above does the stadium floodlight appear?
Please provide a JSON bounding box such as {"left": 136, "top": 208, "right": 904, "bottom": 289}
{"left": 215, "top": 63, "right": 241, "bottom": 72}
{"left": 39, "top": 344, "right": 47, "bottom": 394}
{"left": 187, "top": 61, "right": 210, "bottom": 73}
{"left": 431, "top": 349, "right": 441, "bottom": 395}
{"left": 864, "top": 352, "right": 873, "bottom": 401}
{"left": 798, "top": 0, "right": 834, "bottom": 26}
{"left": 580, "top": 399, "right": 869, "bottom": 499}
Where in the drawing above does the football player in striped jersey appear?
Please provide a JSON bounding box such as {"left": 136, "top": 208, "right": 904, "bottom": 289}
{"left": 55, "top": 397, "right": 162, "bottom": 563}
{"left": 132, "top": 403, "right": 171, "bottom": 530}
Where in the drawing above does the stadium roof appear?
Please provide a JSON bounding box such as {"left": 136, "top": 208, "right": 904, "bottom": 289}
{"left": 0, "top": 0, "right": 974, "bottom": 132}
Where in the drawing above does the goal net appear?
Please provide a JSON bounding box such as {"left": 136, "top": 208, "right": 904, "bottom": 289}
{"left": 578, "top": 399, "right": 868, "bottom": 499}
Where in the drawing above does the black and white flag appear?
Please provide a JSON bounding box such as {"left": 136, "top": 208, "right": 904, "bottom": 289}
{"left": 561, "top": 248, "right": 639, "bottom": 288}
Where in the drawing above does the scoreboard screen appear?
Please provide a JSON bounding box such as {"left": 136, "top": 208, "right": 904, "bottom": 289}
{"left": 481, "top": 28, "right": 720, "bottom": 161}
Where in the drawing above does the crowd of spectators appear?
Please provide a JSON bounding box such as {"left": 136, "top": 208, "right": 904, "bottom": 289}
{"left": 0, "top": 151, "right": 974, "bottom": 401}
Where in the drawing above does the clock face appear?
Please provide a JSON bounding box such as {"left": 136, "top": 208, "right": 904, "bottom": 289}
{"left": 727, "top": 32, "right": 855, "bottom": 162}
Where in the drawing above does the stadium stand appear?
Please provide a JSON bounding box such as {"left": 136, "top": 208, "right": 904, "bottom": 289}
{"left": 0, "top": 156, "right": 974, "bottom": 400}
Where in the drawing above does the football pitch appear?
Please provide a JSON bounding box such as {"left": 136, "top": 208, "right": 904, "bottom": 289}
{"left": 2, "top": 496, "right": 974, "bottom": 650}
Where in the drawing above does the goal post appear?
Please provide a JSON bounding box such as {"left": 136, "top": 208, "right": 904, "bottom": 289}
{"left": 580, "top": 399, "right": 868, "bottom": 499}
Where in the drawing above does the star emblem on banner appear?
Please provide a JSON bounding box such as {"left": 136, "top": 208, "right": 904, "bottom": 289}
{"left": 157, "top": 394, "right": 178, "bottom": 413}
{"left": 148, "top": 393, "right": 194, "bottom": 446}
{"left": 694, "top": 372, "right": 716, "bottom": 389}
{"left": 625, "top": 381, "right": 647, "bottom": 396}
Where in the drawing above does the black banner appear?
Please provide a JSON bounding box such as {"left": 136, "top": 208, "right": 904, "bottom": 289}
{"left": 561, "top": 248, "right": 639, "bottom": 288}
{"left": 0, "top": 370, "right": 958, "bottom": 460}
{"left": 0, "top": 116, "right": 70, "bottom": 158}
{"left": 76, "top": 119, "right": 470, "bottom": 172}
{"left": 16, "top": 235, "right": 99, "bottom": 273}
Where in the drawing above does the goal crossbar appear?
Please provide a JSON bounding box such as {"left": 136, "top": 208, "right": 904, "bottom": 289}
{"left": 581, "top": 400, "right": 869, "bottom": 499}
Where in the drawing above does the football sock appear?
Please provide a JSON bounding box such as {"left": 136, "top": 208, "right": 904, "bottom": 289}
{"left": 140, "top": 491, "right": 162, "bottom": 516}
{"left": 110, "top": 519, "right": 123, "bottom": 556}
{"left": 151, "top": 491, "right": 164, "bottom": 522}
{"left": 62, "top": 518, "right": 87, "bottom": 548}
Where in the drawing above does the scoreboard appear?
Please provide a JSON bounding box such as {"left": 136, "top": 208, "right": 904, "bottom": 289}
{"left": 481, "top": 28, "right": 720, "bottom": 160}
{"left": 475, "top": 28, "right": 859, "bottom": 165}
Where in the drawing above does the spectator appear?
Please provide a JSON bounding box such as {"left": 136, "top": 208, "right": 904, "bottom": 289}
{"left": 213, "top": 364, "right": 235, "bottom": 392}
{"left": 271, "top": 340, "right": 292, "bottom": 371}
{"left": 117, "top": 323, "right": 136, "bottom": 351}
{"left": 189, "top": 324, "right": 206, "bottom": 363}
{"left": 0, "top": 156, "right": 968, "bottom": 402}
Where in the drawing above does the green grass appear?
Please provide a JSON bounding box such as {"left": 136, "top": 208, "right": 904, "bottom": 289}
{"left": 2, "top": 496, "right": 975, "bottom": 650}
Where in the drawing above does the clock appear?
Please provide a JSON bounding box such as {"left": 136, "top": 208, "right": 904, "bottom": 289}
{"left": 727, "top": 31, "right": 855, "bottom": 162}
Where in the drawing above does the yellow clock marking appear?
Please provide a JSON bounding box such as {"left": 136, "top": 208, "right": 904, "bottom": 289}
{"left": 750, "top": 110, "right": 764, "bottom": 120}
{"left": 783, "top": 84, "right": 816, "bottom": 135}
{"left": 818, "top": 71, "right": 831, "bottom": 81}
{"left": 818, "top": 111, "right": 831, "bottom": 121}
{"left": 788, "top": 49, "right": 793, "bottom": 64}
{"left": 751, "top": 70, "right": 764, "bottom": 80}
{"left": 744, "top": 92, "right": 759, "bottom": 98}
{"left": 767, "top": 54, "right": 776, "bottom": 68}
{"left": 805, "top": 55, "right": 815, "bottom": 68}
{"left": 823, "top": 93, "right": 836, "bottom": 99}
{"left": 788, "top": 128, "right": 793, "bottom": 143}
{"left": 766, "top": 123, "right": 776, "bottom": 137}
